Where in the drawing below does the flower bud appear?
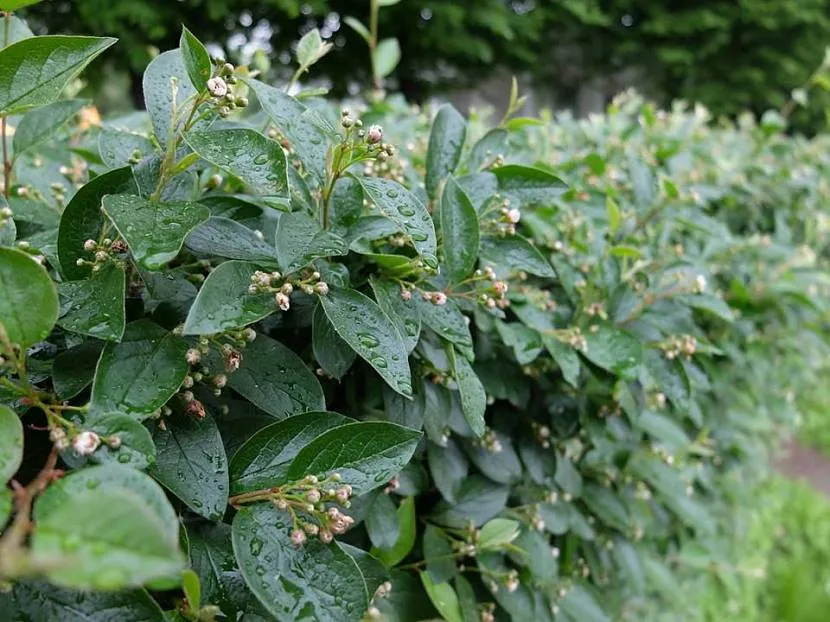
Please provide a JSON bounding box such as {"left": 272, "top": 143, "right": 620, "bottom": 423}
{"left": 276, "top": 292, "right": 291, "bottom": 312}
{"left": 314, "top": 282, "right": 329, "bottom": 295}
{"left": 366, "top": 125, "right": 383, "bottom": 144}
{"left": 72, "top": 431, "right": 101, "bottom": 456}
{"left": 207, "top": 76, "right": 229, "bottom": 97}
{"left": 186, "top": 349, "right": 201, "bottom": 365}
{"left": 83, "top": 239, "right": 97, "bottom": 251}
{"left": 290, "top": 529, "right": 306, "bottom": 546}
{"left": 319, "top": 529, "right": 333, "bottom": 543}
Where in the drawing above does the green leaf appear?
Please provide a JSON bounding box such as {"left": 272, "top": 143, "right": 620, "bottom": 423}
{"left": 296, "top": 28, "right": 332, "bottom": 71}
{"left": 479, "top": 518, "right": 521, "bottom": 549}
{"left": 340, "top": 543, "right": 390, "bottom": 597}
{"left": 98, "top": 128, "right": 155, "bottom": 169}
{"left": 680, "top": 293, "right": 734, "bottom": 322}
{"left": 610, "top": 245, "right": 642, "bottom": 258}
{"left": 150, "top": 412, "right": 229, "bottom": 521}
{"left": 319, "top": 286, "right": 414, "bottom": 397}
{"left": 343, "top": 16, "right": 371, "bottom": 43}
{"left": 560, "top": 585, "right": 611, "bottom": 622}
{"left": 187, "top": 523, "right": 248, "bottom": 617}
{"left": 606, "top": 196, "right": 621, "bottom": 234}
{"left": 358, "top": 176, "right": 438, "bottom": 266}
{"left": 420, "top": 572, "right": 464, "bottom": 622}
{"left": 91, "top": 319, "right": 189, "bottom": 420}
{"left": 30, "top": 487, "right": 184, "bottom": 590}
{"left": 232, "top": 504, "right": 368, "bottom": 621}
{"left": 0, "top": 247, "right": 58, "bottom": 347}
{"left": 143, "top": 50, "right": 211, "bottom": 147}
{"left": 0, "top": 0, "right": 43, "bottom": 8}
{"left": 182, "top": 260, "right": 275, "bottom": 335}
{"left": 372, "top": 496, "right": 417, "bottom": 567}
{"left": 449, "top": 349, "right": 486, "bottom": 437}
{"left": 492, "top": 164, "right": 567, "bottom": 206}
{"left": 467, "top": 128, "right": 508, "bottom": 172}
{"left": 185, "top": 129, "right": 289, "bottom": 198}
{"left": 34, "top": 464, "right": 179, "bottom": 544}
{"left": 423, "top": 525, "right": 456, "bottom": 583}
{"left": 52, "top": 340, "right": 103, "bottom": 399}
{"left": 275, "top": 211, "right": 348, "bottom": 273}
{"left": 180, "top": 26, "right": 212, "bottom": 92}
{"left": 57, "top": 166, "right": 138, "bottom": 279}
{"left": 10, "top": 582, "right": 167, "bottom": 622}
{"left": 479, "top": 235, "right": 555, "bottom": 277}
{"left": 101, "top": 194, "right": 210, "bottom": 271}
{"left": 581, "top": 323, "right": 643, "bottom": 379}
{"left": 56, "top": 264, "right": 126, "bottom": 341}
{"left": 365, "top": 493, "right": 400, "bottom": 549}
{"left": 12, "top": 99, "right": 86, "bottom": 155}
{"left": 5, "top": 15, "right": 33, "bottom": 44}
{"left": 415, "top": 296, "right": 473, "bottom": 352}
{"left": 181, "top": 569, "right": 201, "bottom": 616}
{"left": 244, "top": 78, "right": 329, "bottom": 183}
{"left": 229, "top": 411, "right": 351, "bottom": 494}
{"left": 0, "top": 489, "right": 12, "bottom": 527}
{"left": 373, "top": 38, "right": 401, "bottom": 80}
{"left": 185, "top": 217, "right": 279, "bottom": 265}
{"left": 427, "top": 439, "right": 468, "bottom": 503}
{"left": 440, "top": 176, "right": 479, "bottom": 282}
{"left": 369, "top": 277, "right": 421, "bottom": 353}
{"left": 312, "top": 304, "right": 357, "bottom": 380}
{"left": 0, "top": 203, "right": 14, "bottom": 246}
{"left": 86, "top": 413, "right": 157, "bottom": 471}
{"left": 431, "top": 475, "right": 508, "bottom": 528}
{"left": 0, "top": 35, "right": 116, "bottom": 115}
{"left": 454, "top": 576, "right": 480, "bottom": 622}
{"left": 426, "top": 104, "right": 466, "bottom": 199}
{"left": 227, "top": 334, "right": 325, "bottom": 418}
{"left": 541, "top": 335, "right": 580, "bottom": 388}
{"left": 287, "top": 421, "right": 421, "bottom": 496}
{"left": 0, "top": 405, "right": 23, "bottom": 484}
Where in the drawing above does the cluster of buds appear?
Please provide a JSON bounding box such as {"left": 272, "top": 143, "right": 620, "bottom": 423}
{"left": 564, "top": 328, "right": 587, "bottom": 352}
{"left": 531, "top": 421, "right": 552, "bottom": 448}
{"left": 584, "top": 302, "right": 607, "bottom": 319}
{"left": 127, "top": 148, "right": 144, "bottom": 165}
{"left": 487, "top": 570, "right": 520, "bottom": 594}
{"left": 77, "top": 238, "right": 128, "bottom": 272}
{"left": 473, "top": 266, "right": 510, "bottom": 310}
{"left": 498, "top": 200, "right": 521, "bottom": 235}
{"left": 249, "top": 269, "right": 329, "bottom": 314}
{"left": 365, "top": 581, "right": 394, "bottom": 619}
{"left": 206, "top": 61, "right": 248, "bottom": 117}
{"left": 59, "top": 157, "right": 88, "bottom": 185}
{"left": 0, "top": 205, "right": 12, "bottom": 230}
{"left": 479, "top": 604, "right": 497, "bottom": 622}
{"left": 634, "top": 481, "right": 652, "bottom": 501}
{"left": 478, "top": 428, "right": 503, "bottom": 453}
{"left": 421, "top": 290, "right": 447, "bottom": 306}
{"left": 49, "top": 182, "right": 67, "bottom": 204}
{"left": 662, "top": 334, "right": 697, "bottom": 360}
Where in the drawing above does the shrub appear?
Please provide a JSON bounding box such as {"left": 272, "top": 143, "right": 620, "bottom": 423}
{"left": 0, "top": 17, "right": 828, "bottom": 622}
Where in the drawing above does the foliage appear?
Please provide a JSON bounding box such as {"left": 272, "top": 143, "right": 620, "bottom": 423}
{"left": 19, "top": 0, "right": 830, "bottom": 132}
{"left": 1, "top": 11, "right": 830, "bottom": 622}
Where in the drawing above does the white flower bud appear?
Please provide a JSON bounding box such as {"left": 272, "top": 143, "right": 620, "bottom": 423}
{"left": 276, "top": 292, "right": 291, "bottom": 312}
{"left": 431, "top": 292, "right": 447, "bottom": 305}
{"left": 506, "top": 208, "right": 521, "bottom": 224}
{"left": 207, "top": 76, "right": 228, "bottom": 97}
{"left": 186, "top": 348, "right": 201, "bottom": 365}
{"left": 290, "top": 529, "right": 306, "bottom": 546}
{"left": 367, "top": 125, "right": 383, "bottom": 144}
{"left": 72, "top": 431, "right": 101, "bottom": 456}
{"left": 315, "top": 282, "right": 329, "bottom": 295}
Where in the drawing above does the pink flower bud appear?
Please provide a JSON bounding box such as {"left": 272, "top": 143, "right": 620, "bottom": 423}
{"left": 83, "top": 239, "right": 97, "bottom": 251}
{"left": 315, "top": 282, "right": 329, "bottom": 295}
{"left": 319, "top": 529, "right": 333, "bottom": 543}
{"left": 290, "top": 529, "right": 306, "bottom": 546}
{"left": 431, "top": 292, "right": 447, "bottom": 306}
{"left": 276, "top": 292, "right": 291, "bottom": 312}
{"left": 367, "top": 125, "right": 383, "bottom": 144}
{"left": 506, "top": 208, "right": 521, "bottom": 224}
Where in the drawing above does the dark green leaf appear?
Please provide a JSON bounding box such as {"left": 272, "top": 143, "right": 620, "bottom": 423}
{"left": 467, "top": 128, "right": 508, "bottom": 172}
{"left": 150, "top": 411, "right": 228, "bottom": 521}
{"left": 101, "top": 194, "right": 210, "bottom": 271}
{"left": 185, "top": 217, "right": 279, "bottom": 265}
{"left": 449, "top": 349, "right": 486, "bottom": 437}
{"left": 98, "top": 127, "right": 156, "bottom": 169}
{"left": 185, "top": 128, "right": 289, "bottom": 198}
{"left": 58, "top": 166, "right": 138, "bottom": 279}
{"left": 431, "top": 475, "right": 508, "bottom": 528}
{"left": 480, "top": 235, "right": 555, "bottom": 277}
{"left": 182, "top": 260, "right": 275, "bottom": 335}
{"left": 91, "top": 319, "right": 188, "bottom": 420}
{"left": 423, "top": 525, "right": 456, "bottom": 583}
{"left": 229, "top": 411, "right": 350, "bottom": 494}
{"left": 232, "top": 504, "right": 368, "bottom": 621}
{"left": 320, "top": 286, "right": 413, "bottom": 397}
{"left": 463, "top": 434, "right": 522, "bottom": 484}
{"left": 491, "top": 164, "right": 567, "bottom": 206}
{"left": 560, "top": 585, "right": 610, "bottom": 622}
{"left": 187, "top": 522, "right": 251, "bottom": 618}
{"left": 358, "top": 176, "right": 438, "bottom": 266}
{"left": 440, "top": 176, "right": 479, "bottom": 282}
{"left": 11, "top": 582, "right": 167, "bottom": 622}
{"left": 0, "top": 247, "right": 58, "bottom": 347}
{"left": 227, "top": 334, "right": 325, "bottom": 419}
{"left": 275, "top": 211, "right": 348, "bottom": 273}
{"left": 415, "top": 296, "right": 473, "bottom": 351}
{"left": 180, "top": 26, "right": 212, "bottom": 92}
{"left": 87, "top": 413, "right": 156, "bottom": 471}
{"left": 581, "top": 323, "right": 643, "bottom": 379}
{"left": 312, "top": 304, "right": 356, "bottom": 380}
{"left": 287, "top": 421, "right": 421, "bottom": 496}
{"left": 426, "top": 104, "right": 466, "bottom": 199}
{"left": 541, "top": 335, "right": 580, "bottom": 387}
{"left": 56, "top": 264, "right": 125, "bottom": 341}
{"left": 370, "top": 277, "right": 421, "bottom": 353}
{"left": 370, "top": 496, "right": 416, "bottom": 567}
{"left": 52, "top": 340, "right": 103, "bottom": 399}
{"left": 365, "top": 493, "right": 400, "bottom": 549}
{"left": 0, "top": 36, "right": 116, "bottom": 115}
{"left": 339, "top": 543, "right": 390, "bottom": 597}
{"left": 427, "top": 439, "right": 468, "bottom": 503}
{"left": 13, "top": 99, "right": 86, "bottom": 154}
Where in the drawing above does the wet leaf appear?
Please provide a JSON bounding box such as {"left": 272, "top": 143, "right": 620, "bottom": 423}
{"left": 57, "top": 264, "right": 125, "bottom": 341}
{"left": 426, "top": 104, "right": 466, "bottom": 199}
{"left": 0, "top": 247, "right": 58, "bottom": 347}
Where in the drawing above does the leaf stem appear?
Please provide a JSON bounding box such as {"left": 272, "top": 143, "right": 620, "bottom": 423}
{"left": 1, "top": 11, "right": 11, "bottom": 199}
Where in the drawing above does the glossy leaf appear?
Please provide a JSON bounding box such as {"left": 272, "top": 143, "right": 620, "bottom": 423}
{"left": 440, "top": 176, "right": 479, "bottom": 282}
{"left": 180, "top": 26, "right": 212, "bottom": 92}
{"left": 150, "top": 412, "right": 229, "bottom": 521}
{"left": 581, "top": 323, "right": 643, "bottom": 379}
{"left": 57, "top": 166, "right": 138, "bottom": 279}
{"left": 319, "top": 286, "right": 413, "bottom": 397}
{"left": 371, "top": 495, "right": 417, "bottom": 567}
{"left": 287, "top": 421, "right": 422, "bottom": 496}
{"left": 229, "top": 411, "right": 350, "bottom": 494}
{"left": 232, "top": 504, "right": 368, "bottom": 621}
{"left": 431, "top": 475, "right": 509, "bottom": 529}
{"left": 0, "top": 35, "right": 116, "bottom": 115}
{"left": 365, "top": 493, "right": 400, "bottom": 549}
{"left": 370, "top": 277, "right": 421, "bottom": 353}
{"left": 449, "top": 349, "right": 486, "bottom": 437}
{"left": 420, "top": 572, "right": 464, "bottom": 622}
{"left": 415, "top": 296, "right": 473, "bottom": 352}
{"left": 227, "top": 334, "right": 325, "bottom": 418}
{"left": 91, "top": 320, "right": 189, "bottom": 419}
{"left": 275, "top": 211, "right": 348, "bottom": 273}
{"left": 358, "top": 176, "right": 438, "bottom": 266}
{"left": 427, "top": 439, "right": 468, "bottom": 503}
{"left": 98, "top": 128, "right": 156, "bottom": 169}
{"left": 182, "top": 260, "right": 275, "bottom": 335}
{"left": 86, "top": 413, "right": 156, "bottom": 471}
{"left": 56, "top": 264, "right": 126, "bottom": 341}
{"left": 426, "top": 104, "right": 466, "bottom": 199}
{"left": 0, "top": 247, "right": 58, "bottom": 347}
{"left": 185, "top": 129, "right": 289, "bottom": 198}
{"left": 491, "top": 164, "right": 567, "bottom": 206}
{"left": 13, "top": 99, "right": 86, "bottom": 155}
{"left": 52, "top": 340, "right": 103, "bottom": 399}
{"left": 467, "top": 128, "right": 508, "bottom": 172}
{"left": 480, "top": 235, "right": 555, "bottom": 278}
{"left": 185, "top": 217, "right": 279, "bottom": 265}
{"left": 423, "top": 525, "right": 456, "bottom": 583}
{"left": 479, "top": 518, "right": 521, "bottom": 549}
{"left": 10, "top": 582, "right": 167, "bottom": 622}
{"left": 312, "top": 304, "right": 357, "bottom": 380}
{"left": 0, "top": 405, "right": 23, "bottom": 484}
{"left": 101, "top": 194, "right": 210, "bottom": 270}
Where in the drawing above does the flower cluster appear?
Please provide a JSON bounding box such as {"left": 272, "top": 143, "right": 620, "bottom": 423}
{"left": 248, "top": 269, "right": 329, "bottom": 313}
{"left": 662, "top": 334, "right": 697, "bottom": 360}
{"left": 205, "top": 62, "right": 248, "bottom": 117}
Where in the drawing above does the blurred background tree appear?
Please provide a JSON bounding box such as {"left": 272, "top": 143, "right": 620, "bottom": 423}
{"left": 22, "top": 0, "right": 830, "bottom": 132}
